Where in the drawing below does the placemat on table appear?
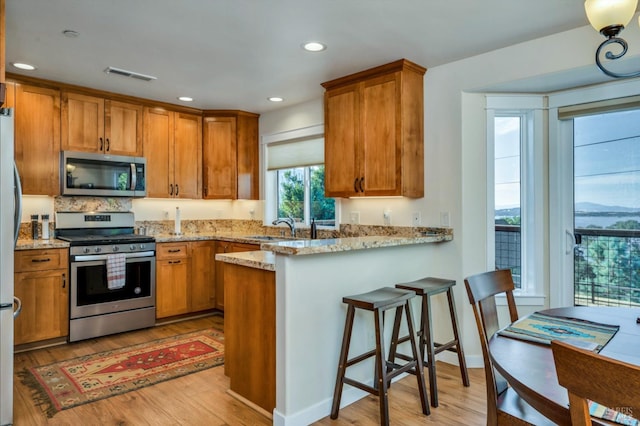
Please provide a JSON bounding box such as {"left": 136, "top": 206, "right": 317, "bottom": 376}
{"left": 498, "top": 311, "right": 619, "bottom": 352}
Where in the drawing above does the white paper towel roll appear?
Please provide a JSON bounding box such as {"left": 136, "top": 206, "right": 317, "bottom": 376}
{"left": 175, "top": 207, "right": 181, "bottom": 234}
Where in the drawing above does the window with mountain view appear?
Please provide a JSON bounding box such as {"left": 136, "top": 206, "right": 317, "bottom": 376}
{"left": 573, "top": 108, "right": 640, "bottom": 307}
{"left": 494, "top": 115, "right": 522, "bottom": 287}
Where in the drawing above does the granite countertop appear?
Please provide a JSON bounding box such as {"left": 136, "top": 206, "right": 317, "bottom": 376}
{"left": 215, "top": 250, "right": 276, "bottom": 271}
{"left": 15, "top": 239, "right": 70, "bottom": 250}
{"left": 260, "top": 233, "right": 452, "bottom": 256}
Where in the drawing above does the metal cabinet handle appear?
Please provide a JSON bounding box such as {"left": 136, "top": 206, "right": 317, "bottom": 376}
{"left": 62, "top": 273, "right": 66, "bottom": 288}
{"left": 99, "top": 137, "right": 104, "bottom": 151}
{"left": 13, "top": 297, "right": 22, "bottom": 319}
{"left": 169, "top": 184, "right": 174, "bottom": 196}
{"left": 359, "top": 177, "right": 364, "bottom": 193}
{"left": 354, "top": 178, "right": 359, "bottom": 193}
{"left": 168, "top": 249, "right": 181, "bottom": 253}
{"left": 175, "top": 184, "right": 179, "bottom": 197}
{"left": 105, "top": 138, "right": 110, "bottom": 152}
{"left": 31, "top": 258, "right": 51, "bottom": 263}
{"left": 169, "top": 260, "right": 181, "bottom": 264}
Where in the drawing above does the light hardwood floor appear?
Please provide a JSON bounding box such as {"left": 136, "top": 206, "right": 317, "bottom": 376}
{"left": 13, "top": 314, "right": 488, "bottom": 425}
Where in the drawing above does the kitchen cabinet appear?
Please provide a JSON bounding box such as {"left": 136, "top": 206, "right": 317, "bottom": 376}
{"left": 214, "top": 241, "right": 259, "bottom": 311}
{"left": 156, "top": 241, "right": 217, "bottom": 319}
{"left": 13, "top": 82, "right": 61, "bottom": 195}
{"left": 202, "top": 111, "right": 259, "bottom": 200}
{"left": 14, "top": 249, "right": 68, "bottom": 345}
{"left": 61, "top": 92, "right": 143, "bottom": 156}
{"left": 190, "top": 241, "right": 216, "bottom": 312}
{"left": 156, "top": 242, "right": 191, "bottom": 318}
{"left": 223, "top": 262, "right": 275, "bottom": 413}
{"left": 144, "top": 107, "right": 202, "bottom": 198}
{"left": 322, "top": 59, "right": 426, "bottom": 198}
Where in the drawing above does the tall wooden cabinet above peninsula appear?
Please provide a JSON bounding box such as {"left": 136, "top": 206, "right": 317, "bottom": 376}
{"left": 322, "top": 59, "right": 426, "bottom": 198}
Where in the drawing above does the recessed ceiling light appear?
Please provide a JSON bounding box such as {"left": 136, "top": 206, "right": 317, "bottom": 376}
{"left": 268, "top": 97, "right": 284, "bottom": 102}
{"left": 302, "top": 42, "right": 326, "bottom": 52}
{"left": 11, "top": 62, "right": 36, "bottom": 71}
{"left": 177, "top": 96, "right": 193, "bottom": 102}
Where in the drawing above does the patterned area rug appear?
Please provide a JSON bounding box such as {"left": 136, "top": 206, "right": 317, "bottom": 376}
{"left": 19, "top": 328, "right": 224, "bottom": 418}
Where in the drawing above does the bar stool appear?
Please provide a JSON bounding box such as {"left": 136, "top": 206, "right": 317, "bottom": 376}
{"left": 330, "top": 287, "right": 429, "bottom": 425}
{"left": 391, "top": 277, "right": 470, "bottom": 407}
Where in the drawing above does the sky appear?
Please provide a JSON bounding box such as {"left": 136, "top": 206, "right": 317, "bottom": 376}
{"left": 494, "top": 109, "right": 640, "bottom": 211}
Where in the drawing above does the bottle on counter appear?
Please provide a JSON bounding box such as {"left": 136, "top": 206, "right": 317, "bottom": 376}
{"left": 41, "top": 214, "right": 50, "bottom": 240}
{"left": 30, "top": 214, "right": 39, "bottom": 240}
{"left": 310, "top": 218, "right": 318, "bottom": 239}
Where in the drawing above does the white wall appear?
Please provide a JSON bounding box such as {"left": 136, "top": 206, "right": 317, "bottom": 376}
{"left": 258, "top": 21, "right": 640, "bottom": 364}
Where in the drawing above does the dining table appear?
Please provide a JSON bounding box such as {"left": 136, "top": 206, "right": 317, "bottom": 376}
{"left": 488, "top": 306, "right": 640, "bottom": 425}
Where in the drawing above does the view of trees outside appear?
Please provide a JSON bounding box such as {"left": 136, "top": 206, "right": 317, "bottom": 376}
{"left": 573, "top": 109, "right": 640, "bottom": 307}
{"left": 276, "top": 166, "right": 335, "bottom": 226}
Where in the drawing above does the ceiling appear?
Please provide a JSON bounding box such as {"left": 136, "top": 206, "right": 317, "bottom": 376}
{"left": 6, "top": 0, "right": 598, "bottom": 114}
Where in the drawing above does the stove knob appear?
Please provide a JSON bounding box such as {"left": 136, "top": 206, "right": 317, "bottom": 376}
{"left": 83, "top": 247, "right": 91, "bottom": 254}
{"left": 140, "top": 244, "right": 146, "bottom": 250}
{"left": 112, "top": 246, "right": 119, "bottom": 252}
{"left": 94, "top": 247, "right": 102, "bottom": 253}
{"left": 129, "top": 244, "right": 136, "bottom": 251}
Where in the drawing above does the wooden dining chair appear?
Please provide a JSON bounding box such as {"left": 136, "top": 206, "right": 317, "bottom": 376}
{"left": 464, "top": 269, "right": 556, "bottom": 426}
{"left": 552, "top": 339, "right": 640, "bottom": 426}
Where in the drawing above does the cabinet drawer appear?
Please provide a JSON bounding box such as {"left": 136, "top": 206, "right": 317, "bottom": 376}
{"left": 15, "top": 249, "right": 68, "bottom": 272}
{"left": 157, "top": 242, "right": 189, "bottom": 260}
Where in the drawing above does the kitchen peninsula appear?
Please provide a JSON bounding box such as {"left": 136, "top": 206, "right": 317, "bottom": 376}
{"left": 217, "top": 232, "right": 452, "bottom": 426}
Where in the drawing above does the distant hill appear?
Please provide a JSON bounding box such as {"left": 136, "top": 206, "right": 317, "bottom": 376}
{"left": 495, "top": 207, "right": 520, "bottom": 217}
{"left": 575, "top": 202, "right": 639, "bottom": 214}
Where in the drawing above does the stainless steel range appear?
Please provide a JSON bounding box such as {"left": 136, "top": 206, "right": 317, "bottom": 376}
{"left": 55, "top": 211, "right": 156, "bottom": 342}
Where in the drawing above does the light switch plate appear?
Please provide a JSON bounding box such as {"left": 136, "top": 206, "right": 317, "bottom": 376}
{"left": 350, "top": 211, "right": 360, "bottom": 224}
{"left": 412, "top": 212, "right": 421, "bottom": 226}
{"left": 440, "top": 211, "right": 450, "bottom": 227}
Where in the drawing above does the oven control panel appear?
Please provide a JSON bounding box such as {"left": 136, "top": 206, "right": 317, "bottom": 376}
{"left": 70, "top": 242, "right": 156, "bottom": 256}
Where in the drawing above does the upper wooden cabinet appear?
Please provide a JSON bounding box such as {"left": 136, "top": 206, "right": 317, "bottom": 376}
{"left": 321, "top": 59, "right": 426, "bottom": 198}
{"left": 143, "top": 107, "right": 202, "bottom": 199}
{"left": 13, "top": 82, "right": 61, "bottom": 195}
{"left": 202, "top": 111, "right": 259, "bottom": 200}
{"left": 62, "top": 92, "right": 143, "bottom": 156}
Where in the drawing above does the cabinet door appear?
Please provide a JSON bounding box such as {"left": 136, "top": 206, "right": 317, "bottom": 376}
{"left": 214, "top": 242, "right": 230, "bottom": 311}
{"left": 14, "top": 269, "right": 68, "bottom": 345}
{"left": 361, "top": 73, "right": 399, "bottom": 196}
{"left": 236, "top": 113, "right": 259, "bottom": 200}
{"left": 61, "top": 92, "right": 105, "bottom": 153}
{"left": 174, "top": 112, "right": 202, "bottom": 199}
{"left": 143, "top": 107, "right": 173, "bottom": 197}
{"left": 190, "top": 241, "right": 216, "bottom": 312}
{"left": 14, "top": 83, "right": 61, "bottom": 195}
{"left": 203, "top": 116, "right": 237, "bottom": 199}
{"left": 324, "top": 84, "right": 361, "bottom": 197}
{"left": 156, "top": 258, "right": 190, "bottom": 318}
{"left": 105, "top": 100, "right": 143, "bottom": 156}
{"left": 4, "top": 81, "right": 15, "bottom": 108}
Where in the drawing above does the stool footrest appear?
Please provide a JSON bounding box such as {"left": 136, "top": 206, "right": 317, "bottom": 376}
{"left": 385, "top": 361, "right": 418, "bottom": 381}
{"left": 346, "top": 348, "right": 377, "bottom": 367}
{"left": 343, "top": 377, "right": 380, "bottom": 396}
{"left": 434, "top": 340, "right": 459, "bottom": 355}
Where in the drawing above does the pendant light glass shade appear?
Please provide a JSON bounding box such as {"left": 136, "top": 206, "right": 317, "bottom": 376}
{"left": 584, "top": 0, "right": 638, "bottom": 32}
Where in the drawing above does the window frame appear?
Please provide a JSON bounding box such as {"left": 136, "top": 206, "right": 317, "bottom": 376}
{"left": 261, "top": 124, "right": 339, "bottom": 229}
{"left": 486, "top": 95, "right": 546, "bottom": 303}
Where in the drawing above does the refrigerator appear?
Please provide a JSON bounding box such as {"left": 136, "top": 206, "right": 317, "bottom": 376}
{"left": 0, "top": 107, "right": 22, "bottom": 426}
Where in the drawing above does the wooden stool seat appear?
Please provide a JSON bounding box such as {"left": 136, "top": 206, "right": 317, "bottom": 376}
{"left": 392, "top": 277, "right": 470, "bottom": 407}
{"left": 331, "top": 287, "right": 429, "bottom": 425}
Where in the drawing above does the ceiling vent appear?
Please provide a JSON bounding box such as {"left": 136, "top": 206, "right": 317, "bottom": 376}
{"left": 104, "top": 66, "right": 157, "bottom": 82}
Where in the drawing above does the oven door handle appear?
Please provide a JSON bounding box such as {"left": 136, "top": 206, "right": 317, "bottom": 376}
{"left": 72, "top": 251, "right": 156, "bottom": 262}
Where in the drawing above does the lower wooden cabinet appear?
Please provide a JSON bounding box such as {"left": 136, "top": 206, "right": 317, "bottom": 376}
{"left": 14, "top": 249, "right": 69, "bottom": 345}
{"left": 214, "top": 241, "right": 259, "bottom": 311}
{"left": 156, "top": 241, "right": 221, "bottom": 319}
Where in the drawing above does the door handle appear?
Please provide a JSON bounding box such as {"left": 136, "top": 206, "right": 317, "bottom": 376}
{"left": 13, "top": 297, "right": 22, "bottom": 318}
{"left": 169, "top": 184, "right": 174, "bottom": 196}
{"left": 565, "top": 229, "right": 576, "bottom": 255}
{"left": 99, "top": 137, "right": 104, "bottom": 151}
{"left": 105, "top": 138, "right": 110, "bottom": 152}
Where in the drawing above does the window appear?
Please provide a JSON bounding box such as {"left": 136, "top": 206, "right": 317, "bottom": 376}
{"left": 494, "top": 115, "right": 522, "bottom": 287}
{"left": 263, "top": 125, "right": 337, "bottom": 228}
{"left": 275, "top": 165, "right": 335, "bottom": 226}
{"left": 487, "top": 96, "right": 545, "bottom": 299}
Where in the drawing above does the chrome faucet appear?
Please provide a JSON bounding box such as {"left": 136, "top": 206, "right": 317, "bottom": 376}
{"left": 272, "top": 217, "right": 296, "bottom": 237}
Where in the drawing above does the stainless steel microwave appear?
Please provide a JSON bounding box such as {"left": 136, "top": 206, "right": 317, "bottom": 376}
{"left": 61, "top": 151, "right": 147, "bottom": 197}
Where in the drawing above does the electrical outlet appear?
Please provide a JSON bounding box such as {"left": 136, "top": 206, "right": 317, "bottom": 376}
{"left": 440, "top": 211, "right": 450, "bottom": 227}
{"left": 412, "top": 212, "right": 421, "bottom": 226}
{"left": 383, "top": 209, "right": 391, "bottom": 226}
{"left": 350, "top": 211, "right": 360, "bottom": 224}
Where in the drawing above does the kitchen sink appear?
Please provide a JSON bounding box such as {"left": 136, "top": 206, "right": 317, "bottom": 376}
{"left": 246, "top": 235, "right": 283, "bottom": 241}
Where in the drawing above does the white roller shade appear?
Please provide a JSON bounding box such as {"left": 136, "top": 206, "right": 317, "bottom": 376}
{"left": 558, "top": 95, "right": 640, "bottom": 120}
{"left": 266, "top": 136, "right": 324, "bottom": 171}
